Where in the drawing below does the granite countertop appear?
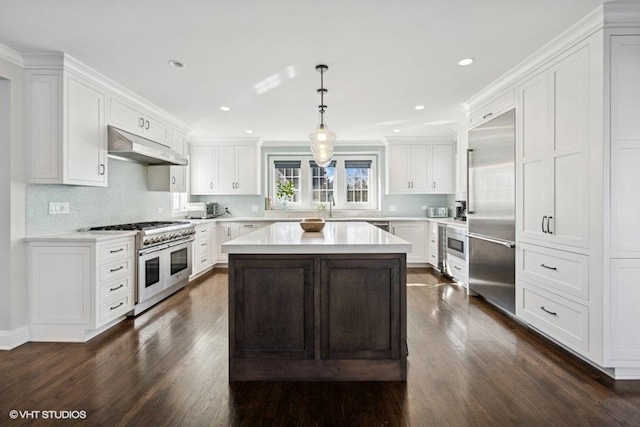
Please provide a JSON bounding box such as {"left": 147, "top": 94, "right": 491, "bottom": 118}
{"left": 222, "top": 221, "right": 412, "bottom": 255}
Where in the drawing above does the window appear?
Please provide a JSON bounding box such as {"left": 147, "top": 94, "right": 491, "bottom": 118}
{"left": 269, "top": 155, "right": 377, "bottom": 210}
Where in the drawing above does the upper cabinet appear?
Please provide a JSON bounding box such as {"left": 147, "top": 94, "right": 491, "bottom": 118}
{"left": 468, "top": 89, "right": 515, "bottom": 130}
{"left": 190, "top": 140, "right": 260, "bottom": 195}
{"left": 27, "top": 69, "right": 107, "bottom": 187}
{"left": 387, "top": 138, "right": 454, "bottom": 194}
{"left": 24, "top": 53, "right": 190, "bottom": 188}
{"left": 147, "top": 129, "right": 188, "bottom": 192}
{"left": 108, "top": 96, "right": 171, "bottom": 146}
{"left": 517, "top": 43, "right": 591, "bottom": 249}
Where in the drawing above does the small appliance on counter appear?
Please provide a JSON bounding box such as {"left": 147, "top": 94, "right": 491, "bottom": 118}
{"left": 187, "top": 202, "right": 219, "bottom": 219}
{"left": 454, "top": 200, "right": 467, "bottom": 222}
{"left": 426, "top": 206, "right": 448, "bottom": 218}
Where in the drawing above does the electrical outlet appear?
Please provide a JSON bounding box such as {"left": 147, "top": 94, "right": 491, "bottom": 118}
{"left": 251, "top": 205, "right": 259, "bottom": 212}
{"left": 157, "top": 207, "right": 164, "bottom": 214}
{"left": 421, "top": 206, "right": 428, "bottom": 210}
{"left": 48, "top": 202, "right": 70, "bottom": 215}
{"left": 389, "top": 205, "right": 396, "bottom": 212}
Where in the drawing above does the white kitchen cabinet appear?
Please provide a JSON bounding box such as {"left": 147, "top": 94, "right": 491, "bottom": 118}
{"left": 27, "top": 70, "right": 107, "bottom": 187}
{"left": 190, "top": 144, "right": 215, "bottom": 195}
{"left": 147, "top": 129, "right": 188, "bottom": 192}
{"left": 427, "top": 221, "right": 439, "bottom": 268}
{"left": 190, "top": 141, "right": 259, "bottom": 195}
{"left": 216, "top": 222, "right": 267, "bottom": 263}
{"left": 390, "top": 221, "right": 427, "bottom": 264}
{"left": 517, "top": 45, "right": 590, "bottom": 249}
{"left": 191, "top": 223, "right": 215, "bottom": 278}
{"left": 108, "top": 96, "right": 171, "bottom": 146}
{"left": 468, "top": 88, "right": 515, "bottom": 130}
{"left": 27, "top": 235, "right": 136, "bottom": 342}
{"left": 387, "top": 139, "right": 454, "bottom": 194}
{"left": 214, "top": 144, "right": 259, "bottom": 195}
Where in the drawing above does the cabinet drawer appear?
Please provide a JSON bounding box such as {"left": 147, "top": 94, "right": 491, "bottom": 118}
{"left": 98, "top": 294, "right": 132, "bottom": 325}
{"left": 98, "top": 239, "right": 134, "bottom": 263}
{"left": 99, "top": 258, "right": 133, "bottom": 283}
{"left": 197, "top": 238, "right": 210, "bottom": 255}
{"left": 99, "top": 275, "right": 133, "bottom": 302}
{"left": 519, "top": 243, "right": 588, "bottom": 300}
{"left": 468, "top": 90, "right": 515, "bottom": 128}
{"left": 195, "top": 226, "right": 211, "bottom": 237}
{"left": 447, "top": 255, "right": 467, "bottom": 283}
{"left": 519, "top": 281, "right": 589, "bottom": 353}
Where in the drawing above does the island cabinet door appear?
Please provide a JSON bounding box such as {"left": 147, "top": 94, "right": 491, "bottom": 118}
{"left": 320, "top": 258, "right": 403, "bottom": 360}
{"left": 230, "top": 258, "right": 314, "bottom": 360}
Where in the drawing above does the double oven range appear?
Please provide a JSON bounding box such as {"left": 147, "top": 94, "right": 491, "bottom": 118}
{"left": 89, "top": 221, "right": 196, "bottom": 315}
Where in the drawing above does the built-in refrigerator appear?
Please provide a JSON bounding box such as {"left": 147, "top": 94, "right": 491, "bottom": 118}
{"left": 467, "top": 109, "right": 516, "bottom": 315}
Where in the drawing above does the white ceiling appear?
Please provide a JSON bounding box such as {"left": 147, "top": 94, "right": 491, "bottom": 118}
{"left": 0, "top": 0, "right": 606, "bottom": 141}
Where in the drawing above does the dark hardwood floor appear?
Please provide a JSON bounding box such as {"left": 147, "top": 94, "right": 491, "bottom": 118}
{"left": 2, "top": 268, "right": 640, "bottom": 426}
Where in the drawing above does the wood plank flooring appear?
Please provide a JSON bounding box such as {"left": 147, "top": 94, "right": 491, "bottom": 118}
{"left": 1, "top": 268, "right": 640, "bottom": 426}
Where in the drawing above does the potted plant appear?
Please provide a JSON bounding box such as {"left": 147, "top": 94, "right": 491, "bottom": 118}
{"left": 276, "top": 180, "right": 295, "bottom": 210}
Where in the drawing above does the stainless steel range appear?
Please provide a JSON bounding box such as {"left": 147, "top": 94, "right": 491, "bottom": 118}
{"left": 89, "top": 221, "right": 196, "bottom": 315}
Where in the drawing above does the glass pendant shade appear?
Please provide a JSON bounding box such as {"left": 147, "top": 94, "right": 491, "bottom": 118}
{"left": 309, "top": 123, "right": 336, "bottom": 168}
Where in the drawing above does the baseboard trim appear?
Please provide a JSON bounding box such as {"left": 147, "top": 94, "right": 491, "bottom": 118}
{"left": 0, "top": 326, "right": 30, "bottom": 350}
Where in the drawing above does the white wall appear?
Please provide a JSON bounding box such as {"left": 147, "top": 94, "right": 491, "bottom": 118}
{"left": 0, "top": 53, "right": 27, "bottom": 346}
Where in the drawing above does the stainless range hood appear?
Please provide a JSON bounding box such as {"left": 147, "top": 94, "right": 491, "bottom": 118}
{"left": 107, "top": 126, "right": 188, "bottom": 166}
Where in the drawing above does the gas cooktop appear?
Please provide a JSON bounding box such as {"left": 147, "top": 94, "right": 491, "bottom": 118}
{"left": 89, "top": 221, "right": 190, "bottom": 231}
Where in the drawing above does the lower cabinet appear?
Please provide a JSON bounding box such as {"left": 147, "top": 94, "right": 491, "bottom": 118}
{"left": 27, "top": 235, "right": 135, "bottom": 342}
{"left": 192, "top": 223, "right": 215, "bottom": 277}
{"left": 229, "top": 253, "right": 406, "bottom": 381}
{"left": 427, "top": 221, "right": 440, "bottom": 268}
{"left": 390, "top": 221, "right": 427, "bottom": 264}
{"left": 217, "top": 222, "right": 268, "bottom": 263}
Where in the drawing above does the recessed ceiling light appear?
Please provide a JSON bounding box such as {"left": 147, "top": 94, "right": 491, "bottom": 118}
{"left": 168, "top": 59, "right": 185, "bottom": 69}
{"left": 458, "top": 58, "right": 474, "bottom": 66}
{"left": 414, "top": 105, "right": 425, "bottom": 111}
{"left": 393, "top": 129, "right": 401, "bottom": 133}
{"left": 220, "top": 106, "right": 231, "bottom": 112}
{"left": 245, "top": 130, "right": 253, "bottom": 134}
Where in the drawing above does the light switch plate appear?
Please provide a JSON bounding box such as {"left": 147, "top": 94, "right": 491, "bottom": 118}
{"left": 389, "top": 205, "right": 396, "bottom": 212}
{"left": 251, "top": 205, "right": 259, "bottom": 212}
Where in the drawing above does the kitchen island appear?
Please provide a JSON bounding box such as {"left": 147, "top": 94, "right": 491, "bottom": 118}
{"left": 222, "top": 221, "right": 411, "bottom": 381}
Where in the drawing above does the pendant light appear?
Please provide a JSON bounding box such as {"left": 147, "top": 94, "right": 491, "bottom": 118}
{"left": 309, "top": 64, "right": 336, "bottom": 168}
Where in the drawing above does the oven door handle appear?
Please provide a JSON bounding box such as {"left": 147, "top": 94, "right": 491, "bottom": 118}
{"left": 168, "top": 238, "right": 195, "bottom": 248}
{"left": 139, "top": 244, "right": 170, "bottom": 256}
{"left": 468, "top": 233, "right": 515, "bottom": 248}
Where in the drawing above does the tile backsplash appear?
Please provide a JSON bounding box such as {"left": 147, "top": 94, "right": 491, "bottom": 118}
{"left": 26, "top": 159, "right": 173, "bottom": 236}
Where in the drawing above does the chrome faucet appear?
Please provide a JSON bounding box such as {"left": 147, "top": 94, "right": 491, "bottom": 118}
{"left": 329, "top": 195, "right": 335, "bottom": 218}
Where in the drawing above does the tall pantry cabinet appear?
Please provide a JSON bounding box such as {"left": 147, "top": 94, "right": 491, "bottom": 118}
{"left": 510, "top": 3, "right": 640, "bottom": 379}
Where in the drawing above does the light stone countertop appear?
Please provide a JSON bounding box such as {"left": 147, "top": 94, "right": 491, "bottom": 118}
{"left": 222, "top": 221, "right": 412, "bottom": 255}
{"left": 24, "top": 230, "right": 138, "bottom": 242}
{"left": 190, "top": 216, "right": 467, "bottom": 227}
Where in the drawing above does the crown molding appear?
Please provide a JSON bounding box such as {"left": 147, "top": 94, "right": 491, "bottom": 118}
{"left": 463, "top": 5, "right": 605, "bottom": 111}
{"left": 0, "top": 43, "right": 24, "bottom": 67}
{"left": 22, "top": 52, "right": 191, "bottom": 132}
{"left": 604, "top": 2, "right": 640, "bottom": 28}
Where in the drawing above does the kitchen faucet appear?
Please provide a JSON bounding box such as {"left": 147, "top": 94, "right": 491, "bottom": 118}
{"left": 329, "top": 194, "right": 335, "bottom": 218}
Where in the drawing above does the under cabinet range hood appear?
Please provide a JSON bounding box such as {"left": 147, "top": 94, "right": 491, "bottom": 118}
{"left": 107, "top": 126, "right": 188, "bottom": 166}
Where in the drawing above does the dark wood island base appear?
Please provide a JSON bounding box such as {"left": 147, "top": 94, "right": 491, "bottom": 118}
{"left": 228, "top": 253, "right": 407, "bottom": 381}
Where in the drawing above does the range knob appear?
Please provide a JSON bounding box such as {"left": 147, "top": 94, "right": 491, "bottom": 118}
{"left": 143, "top": 240, "right": 150, "bottom": 246}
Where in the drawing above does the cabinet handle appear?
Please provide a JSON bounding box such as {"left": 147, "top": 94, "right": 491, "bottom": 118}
{"left": 430, "top": 239, "right": 436, "bottom": 243}
{"left": 210, "top": 182, "right": 213, "bottom": 189}
{"left": 454, "top": 266, "right": 461, "bottom": 271}
{"left": 547, "top": 216, "right": 553, "bottom": 234}
{"left": 99, "top": 164, "right": 105, "bottom": 176}
{"left": 540, "top": 264, "right": 557, "bottom": 271}
{"left": 201, "top": 257, "right": 207, "bottom": 262}
{"left": 542, "top": 216, "right": 548, "bottom": 233}
{"left": 145, "top": 120, "right": 150, "bottom": 130}
{"left": 110, "top": 248, "right": 124, "bottom": 253}
{"left": 407, "top": 182, "right": 410, "bottom": 189}
{"left": 540, "top": 306, "right": 557, "bottom": 316}
{"left": 227, "top": 228, "right": 231, "bottom": 237}
{"left": 110, "top": 302, "right": 124, "bottom": 310}
{"left": 172, "top": 176, "right": 176, "bottom": 184}
{"left": 200, "top": 242, "right": 207, "bottom": 246}
{"left": 411, "top": 182, "right": 414, "bottom": 189}
{"left": 392, "top": 227, "right": 395, "bottom": 235}
{"left": 109, "top": 284, "right": 124, "bottom": 291}
{"left": 432, "top": 181, "right": 436, "bottom": 189}
{"left": 139, "top": 117, "right": 144, "bottom": 128}
{"left": 110, "top": 266, "right": 124, "bottom": 272}
{"left": 243, "top": 224, "right": 254, "bottom": 228}
{"left": 483, "top": 112, "right": 493, "bottom": 120}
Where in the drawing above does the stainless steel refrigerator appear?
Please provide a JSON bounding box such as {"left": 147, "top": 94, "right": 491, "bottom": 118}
{"left": 467, "top": 109, "right": 516, "bottom": 315}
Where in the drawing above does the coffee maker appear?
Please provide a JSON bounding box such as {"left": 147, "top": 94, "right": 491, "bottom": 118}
{"left": 454, "top": 200, "right": 467, "bottom": 221}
